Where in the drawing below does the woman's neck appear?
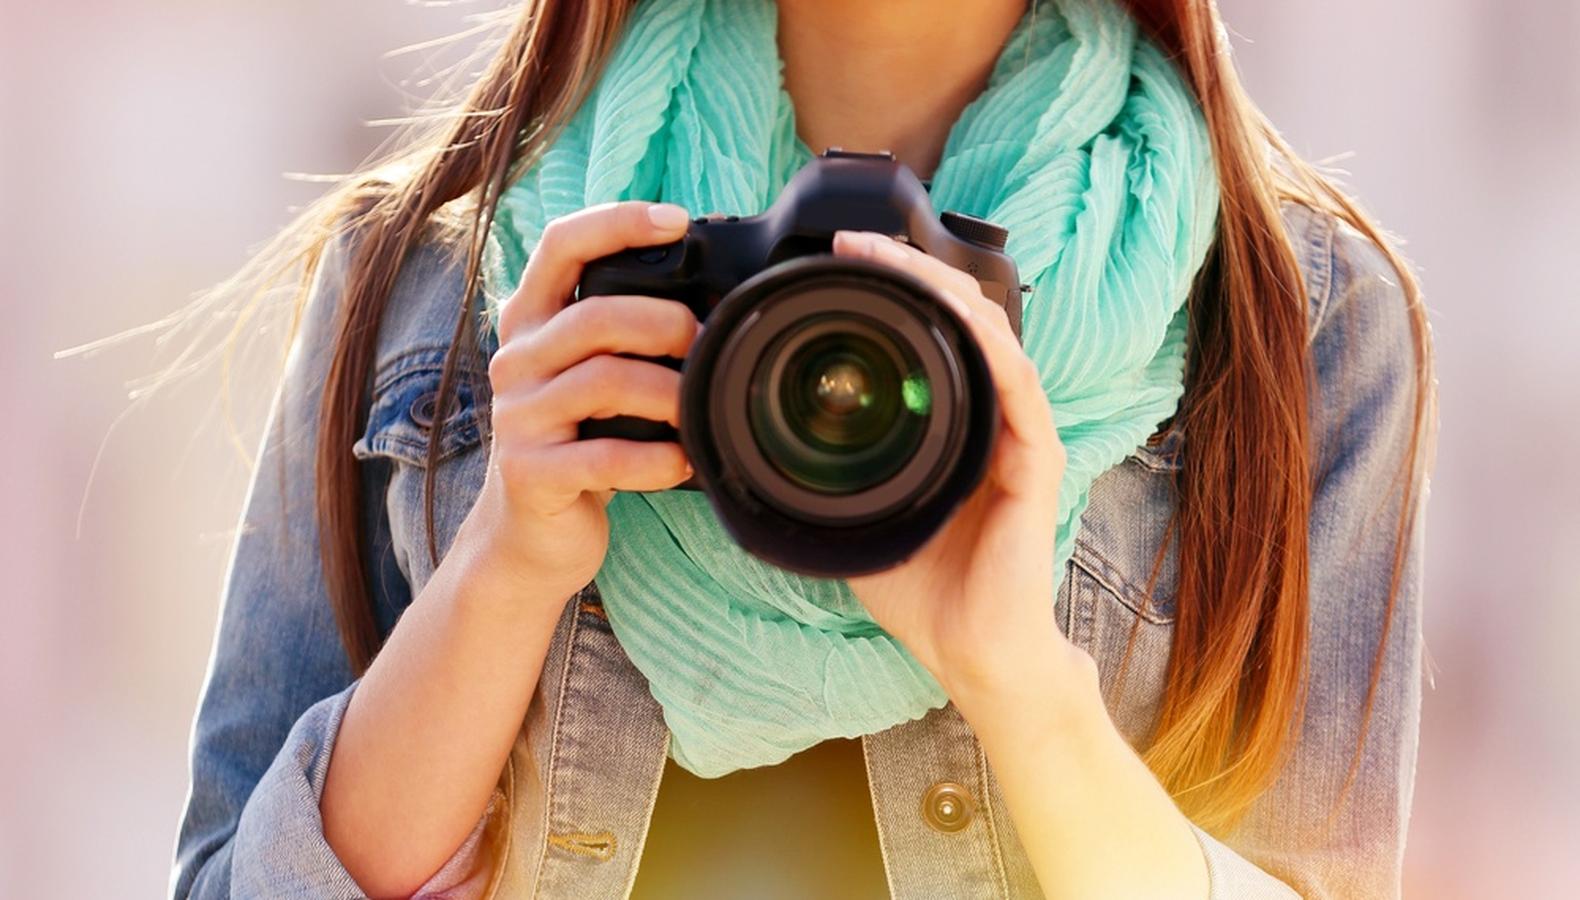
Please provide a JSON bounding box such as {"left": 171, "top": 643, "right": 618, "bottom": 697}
{"left": 777, "top": 0, "right": 1028, "bottom": 179}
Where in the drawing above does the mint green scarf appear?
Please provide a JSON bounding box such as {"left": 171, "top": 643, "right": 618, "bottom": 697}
{"left": 483, "top": 0, "right": 1217, "bottom": 777}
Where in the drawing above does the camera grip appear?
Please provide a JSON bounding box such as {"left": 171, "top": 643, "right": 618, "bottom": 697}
{"left": 577, "top": 413, "right": 679, "bottom": 444}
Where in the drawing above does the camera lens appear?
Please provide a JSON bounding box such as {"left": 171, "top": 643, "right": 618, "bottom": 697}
{"left": 679, "top": 256, "right": 997, "bottom": 577}
{"left": 749, "top": 316, "right": 930, "bottom": 494}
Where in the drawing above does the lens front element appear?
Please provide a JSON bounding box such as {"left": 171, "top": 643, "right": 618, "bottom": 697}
{"left": 750, "top": 316, "right": 930, "bottom": 495}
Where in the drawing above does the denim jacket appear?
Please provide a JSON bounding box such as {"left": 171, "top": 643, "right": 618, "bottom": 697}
{"left": 172, "top": 200, "right": 1425, "bottom": 899}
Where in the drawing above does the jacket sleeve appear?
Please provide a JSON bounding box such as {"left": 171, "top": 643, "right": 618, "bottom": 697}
{"left": 170, "top": 233, "right": 412, "bottom": 898}
{"left": 1191, "top": 216, "right": 1429, "bottom": 898}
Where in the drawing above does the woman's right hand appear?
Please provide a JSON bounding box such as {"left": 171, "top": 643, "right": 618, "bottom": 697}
{"left": 462, "top": 200, "right": 700, "bottom": 607}
{"left": 324, "top": 201, "right": 701, "bottom": 897}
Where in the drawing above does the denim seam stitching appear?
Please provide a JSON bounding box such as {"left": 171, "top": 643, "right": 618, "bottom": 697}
{"left": 358, "top": 425, "right": 483, "bottom": 466}
{"left": 530, "top": 596, "right": 583, "bottom": 898}
{"left": 1305, "top": 208, "right": 1338, "bottom": 344}
{"left": 973, "top": 733, "right": 1011, "bottom": 899}
{"left": 620, "top": 720, "right": 673, "bottom": 897}
{"left": 1128, "top": 442, "right": 1183, "bottom": 474}
{"left": 371, "top": 346, "right": 474, "bottom": 391}
{"left": 1073, "top": 538, "right": 1175, "bottom": 625}
{"left": 1059, "top": 561, "right": 1075, "bottom": 637}
{"left": 859, "top": 732, "right": 901, "bottom": 896}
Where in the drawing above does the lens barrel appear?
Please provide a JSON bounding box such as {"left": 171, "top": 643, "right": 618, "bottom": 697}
{"left": 678, "top": 256, "right": 997, "bottom": 576}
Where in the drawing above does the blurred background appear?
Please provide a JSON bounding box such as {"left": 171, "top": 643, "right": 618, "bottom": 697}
{"left": 2, "top": 0, "right": 1575, "bottom": 896}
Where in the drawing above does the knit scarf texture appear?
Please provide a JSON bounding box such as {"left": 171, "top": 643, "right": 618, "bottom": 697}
{"left": 482, "top": 0, "right": 1218, "bottom": 777}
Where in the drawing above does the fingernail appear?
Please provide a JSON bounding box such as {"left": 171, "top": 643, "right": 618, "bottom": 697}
{"left": 835, "top": 230, "right": 872, "bottom": 255}
{"left": 648, "top": 203, "right": 690, "bottom": 230}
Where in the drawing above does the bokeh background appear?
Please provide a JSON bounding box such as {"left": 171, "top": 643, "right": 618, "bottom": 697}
{"left": 4, "top": 1, "right": 1576, "bottom": 896}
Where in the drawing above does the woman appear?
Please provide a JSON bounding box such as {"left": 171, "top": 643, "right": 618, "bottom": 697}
{"left": 172, "top": 0, "right": 1432, "bottom": 897}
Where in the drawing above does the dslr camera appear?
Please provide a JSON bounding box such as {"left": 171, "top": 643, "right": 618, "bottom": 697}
{"left": 577, "top": 149, "right": 1022, "bottom": 577}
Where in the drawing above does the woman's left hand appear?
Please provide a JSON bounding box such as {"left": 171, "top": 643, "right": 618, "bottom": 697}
{"left": 831, "top": 230, "right": 1085, "bottom": 711}
{"left": 833, "top": 232, "right": 1210, "bottom": 900}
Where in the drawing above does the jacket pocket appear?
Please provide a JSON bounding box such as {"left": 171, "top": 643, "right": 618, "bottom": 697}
{"left": 352, "top": 350, "right": 486, "bottom": 466}
{"left": 1062, "top": 431, "right": 1184, "bottom": 747}
{"left": 1068, "top": 541, "right": 1176, "bottom": 747}
{"left": 351, "top": 350, "right": 489, "bottom": 589}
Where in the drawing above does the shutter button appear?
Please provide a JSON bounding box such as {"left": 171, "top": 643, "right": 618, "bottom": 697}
{"left": 920, "top": 781, "right": 975, "bottom": 833}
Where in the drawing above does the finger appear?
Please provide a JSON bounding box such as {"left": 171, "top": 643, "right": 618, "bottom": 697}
{"left": 832, "top": 230, "right": 1055, "bottom": 447}
{"left": 834, "top": 230, "right": 1021, "bottom": 337}
{"left": 833, "top": 229, "right": 1024, "bottom": 364}
{"left": 832, "top": 230, "right": 979, "bottom": 322}
{"left": 493, "top": 355, "right": 683, "bottom": 444}
{"left": 489, "top": 295, "right": 698, "bottom": 388}
{"left": 497, "top": 201, "right": 691, "bottom": 342}
{"left": 989, "top": 416, "right": 1066, "bottom": 500}
{"left": 504, "top": 439, "right": 692, "bottom": 513}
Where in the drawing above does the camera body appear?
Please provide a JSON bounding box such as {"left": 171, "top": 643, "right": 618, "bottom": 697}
{"left": 580, "top": 149, "right": 1021, "bottom": 342}
{"left": 574, "top": 149, "right": 1022, "bottom": 576}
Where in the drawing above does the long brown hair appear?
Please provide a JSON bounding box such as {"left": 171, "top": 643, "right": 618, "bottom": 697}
{"left": 244, "top": 0, "right": 1431, "bottom": 833}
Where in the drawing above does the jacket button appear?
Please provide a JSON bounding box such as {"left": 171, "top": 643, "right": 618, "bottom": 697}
{"left": 410, "top": 391, "right": 438, "bottom": 429}
{"left": 920, "top": 781, "right": 975, "bottom": 833}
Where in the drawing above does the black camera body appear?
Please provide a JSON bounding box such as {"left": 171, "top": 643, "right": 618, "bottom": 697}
{"left": 581, "top": 150, "right": 1022, "bottom": 336}
{"left": 576, "top": 149, "right": 1022, "bottom": 577}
